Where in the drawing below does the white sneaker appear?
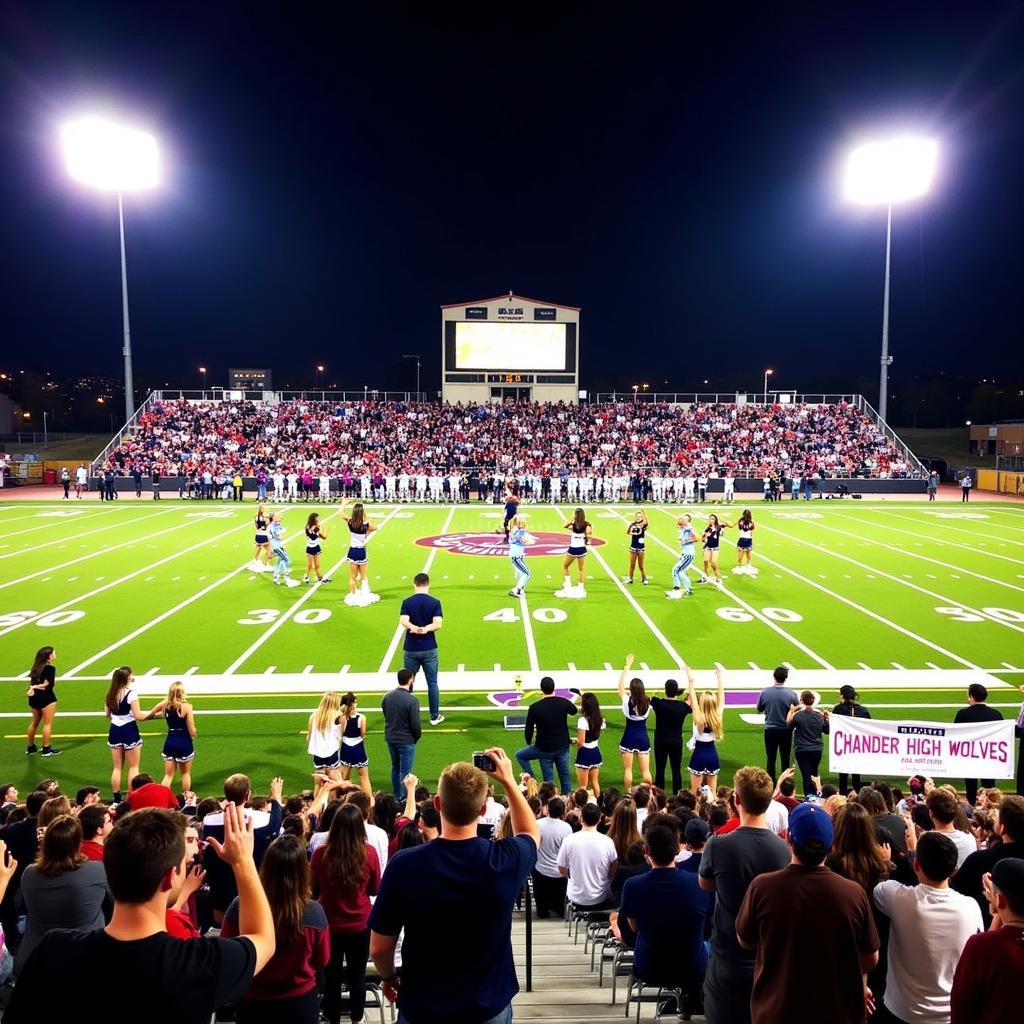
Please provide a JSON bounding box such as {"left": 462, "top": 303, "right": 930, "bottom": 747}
{"left": 430, "top": 715, "right": 446, "bottom": 726}
{"left": 665, "top": 589, "right": 682, "bottom": 599}
{"left": 554, "top": 587, "right": 572, "bottom": 598}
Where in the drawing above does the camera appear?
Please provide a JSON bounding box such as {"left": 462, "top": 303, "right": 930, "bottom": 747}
{"left": 472, "top": 751, "right": 496, "bottom": 772}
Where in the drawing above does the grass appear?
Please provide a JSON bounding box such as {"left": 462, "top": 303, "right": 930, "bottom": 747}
{"left": 1, "top": 496, "right": 1022, "bottom": 798}
{"left": 897, "top": 427, "right": 992, "bottom": 469}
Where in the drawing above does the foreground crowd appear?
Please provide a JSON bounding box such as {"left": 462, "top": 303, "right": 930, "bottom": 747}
{"left": 0, "top": 751, "right": 1020, "bottom": 1024}
{"left": 100, "top": 397, "right": 916, "bottom": 487}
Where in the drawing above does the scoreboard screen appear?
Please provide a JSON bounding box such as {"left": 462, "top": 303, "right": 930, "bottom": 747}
{"left": 454, "top": 321, "right": 568, "bottom": 371}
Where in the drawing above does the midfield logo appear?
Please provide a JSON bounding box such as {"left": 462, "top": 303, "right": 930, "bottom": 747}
{"left": 414, "top": 531, "right": 606, "bottom": 557}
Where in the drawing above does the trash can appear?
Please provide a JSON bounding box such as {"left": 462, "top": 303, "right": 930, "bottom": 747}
{"left": 43, "top": 469, "right": 57, "bottom": 485}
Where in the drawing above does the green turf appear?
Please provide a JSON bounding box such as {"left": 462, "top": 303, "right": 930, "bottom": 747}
{"left": 1, "top": 497, "right": 1022, "bottom": 797}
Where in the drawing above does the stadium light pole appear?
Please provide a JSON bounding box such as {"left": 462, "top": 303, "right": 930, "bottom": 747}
{"left": 403, "top": 354, "right": 421, "bottom": 400}
{"left": 844, "top": 136, "right": 938, "bottom": 424}
{"left": 198, "top": 366, "right": 207, "bottom": 392}
{"left": 763, "top": 368, "right": 773, "bottom": 404}
{"left": 316, "top": 364, "right": 325, "bottom": 390}
{"left": 61, "top": 116, "right": 160, "bottom": 425}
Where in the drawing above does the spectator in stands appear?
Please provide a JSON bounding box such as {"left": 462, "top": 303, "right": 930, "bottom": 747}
{"left": 620, "top": 816, "right": 708, "bottom": 1015}
{"left": 872, "top": 831, "right": 982, "bottom": 1024}
{"left": 0, "top": 789, "right": 47, "bottom": 954}
{"left": 203, "top": 774, "right": 284, "bottom": 923}
{"left": 79, "top": 803, "right": 112, "bottom": 862}
{"left": 557, "top": 802, "right": 618, "bottom": 910}
{"left": 311, "top": 802, "right": 384, "bottom": 1024}
{"left": 345, "top": 789, "right": 389, "bottom": 874}
{"left": 369, "top": 748, "right": 538, "bottom": 1024}
{"left": 774, "top": 775, "right": 800, "bottom": 811}
{"left": 533, "top": 795, "right": 571, "bottom": 919}
{"left": 926, "top": 788, "right": 977, "bottom": 869}
{"left": 75, "top": 785, "right": 101, "bottom": 807}
{"left": 953, "top": 794, "right": 1024, "bottom": 925}
{"left": 698, "top": 766, "right": 790, "bottom": 1024}
{"left": 515, "top": 677, "right": 577, "bottom": 794}
{"left": 6, "top": 805, "right": 276, "bottom": 1022}
{"left": 951, "top": 856, "right": 1024, "bottom": 1024}
{"left": 736, "top": 803, "right": 880, "bottom": 1024}
{"left": 606, "top": 797, "right": 642, "bottom": 864}
{"left": 825, "top": 802, "right": 891, "bottom": 895}
{"left": 382, "top": 669, "right": 422, "bottom": 800}
{"left": 954, "top": 684, "right": 1004, "bottom": 806}
{"left": 680, "top": 818, "right": 710, "bottom": 873}
{"left": 126, "top": 772, "right": 180, "bottom": 811}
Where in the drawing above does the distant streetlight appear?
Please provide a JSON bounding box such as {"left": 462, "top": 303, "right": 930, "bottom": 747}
{"left": 403, "top": 354, "right": 422, "bottom": 399}
{"left": 763, "top": 368, "right": 774, "bottom": 404}
{"left": 62, "top": 116, "right": 160, "bottom": 425}
{"left": 199, "top": 366, "right": 207, "bottom": 390}
{"left": 631, "top": 384, "right": 639, "bottom": 403}
{"left": 844, "top": 136, "right": 938, "bottom": 423}
{"left": 316, "top": 364, "right": 325, "bottom": 389}
{"left": 965, "top": 420, "right": 972, "bottom": 460}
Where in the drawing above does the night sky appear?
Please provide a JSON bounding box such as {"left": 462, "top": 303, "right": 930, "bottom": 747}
{"left": 1, "top": 2, "right": 1022, "bottom": 400}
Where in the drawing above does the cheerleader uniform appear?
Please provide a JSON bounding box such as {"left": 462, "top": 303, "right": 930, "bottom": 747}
{"left": 254, "top": 512, "right": 269, "bottom": 545}
{"left": 347, "top": 521, "right": 369, "bottom": 564}
{"left": 688, "top": 720, "right": 720, "bottom": 777}
{"left": 108, "top": 689, "right": 142, "bottom": 750}
{"left": 566, "top": 524, "right": 589, "bottom": 558}
{"left": 163, "top": 706, "right": 195, "bottom": 763}
{"left": 737, "top": 523, "right": 753, "bottom": 552}
{"left": 703, "top": 524, "right": 723, "bottom": 551}
{"left": 339, "top": 714, "right": 369, "bottom": 769}
{"left": 28, "top": 664, "right": 57, "bottom": 711}
{"left": 628, "top": 522, "right": 646, "bottom": 552}
{"left": 619, "top": 697, "right": 652, "bottom": 754}
{"left": 575, "top": 717, "right": 603, "bottom": 769}
{"left": 308, "top": 716, "right": 341, "bottom": 771}
{"left": 503, "top": 494, "right": 520, "bottom": 539}
{"left": 305, "top": 524, "right": 322, "bottom": 556}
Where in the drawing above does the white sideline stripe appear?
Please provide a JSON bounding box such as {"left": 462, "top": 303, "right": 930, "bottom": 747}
{"left": 790, "top": 514, "right": 1024, "bottom": 596}
{"left": 228, "top": 508, "right": 403, "bottom": 675}
{"left": 0, "top": 507, "right": 176, "bottom": 559}
{"left": 0, "top": 508, "right": 176, "bottom": 589}
{"left": 761, "top": 520, "right": 1024, "bottom": 637}
{"left": 376, "top": 505, "right": 458, "bottom": 674}
{"left": 0, "top": 516, "right": 261, "bottom": 640}
{"left": 649, "top": 507, "right": 835, "bottom": 669}
{"left": 558, "top": 506, "right": 684, "bottom": 669}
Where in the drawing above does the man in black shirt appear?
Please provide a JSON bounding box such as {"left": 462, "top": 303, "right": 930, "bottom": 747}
{"left": 515, "top": 677, "right": 578, "bottom": 794}
{"left": 954, "top": 683, "right": 1004, "bottom": 805}
{"left": 0, "top": 789, "right": 47, "bottom": 954}
{"left": 651, "top": 677, "right": 691, "bottom": 794}
{"left": 953, "top": 794, "right": 1024, "bottom": 926}
{"left": 6, "top": 805, "right": 275, "bottom": 1024}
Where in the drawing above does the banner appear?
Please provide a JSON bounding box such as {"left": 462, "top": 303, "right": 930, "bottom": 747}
{"left": 829, "top": 717, "right": 1016, "bottom": 780}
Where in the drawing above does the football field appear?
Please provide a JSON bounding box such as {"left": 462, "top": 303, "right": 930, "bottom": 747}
{"left": 1, "top": 497, "right": 1022, "bottom": 796}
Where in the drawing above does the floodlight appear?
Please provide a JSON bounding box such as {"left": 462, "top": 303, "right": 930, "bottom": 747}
{"left": 61, "top": 117, "right": 159, "bottom": 192}
{"left": 844, "top": 137, "right": 937, "bottom": 205}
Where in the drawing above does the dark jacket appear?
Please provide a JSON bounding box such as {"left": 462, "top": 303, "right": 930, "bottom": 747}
{"left": 382, "top": 686, "right": 422, "bottom": 745}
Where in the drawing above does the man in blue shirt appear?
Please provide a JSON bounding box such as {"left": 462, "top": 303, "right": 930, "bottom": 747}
{"left": 757, "top": 666, "right": 799, "bottom": 783}
{"left": 369, "top": 747, "right": 538, "bottom": 1024}
{"left": 620, "top": 815, "right": 708, "bottom": 1014}
{"left": 399, "top": 572, "right": 444, "bottom": 725}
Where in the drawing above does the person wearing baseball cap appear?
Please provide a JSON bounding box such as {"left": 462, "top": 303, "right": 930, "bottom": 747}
{"left": 736, "top": 801, "right": 879, "bottom": 1024}
{"left": 678, "top": 817, "right": 710, "bottom": 874}
{"left": 831, "top": 685, "right": 871, "bottom": 795}
{"left": 951, "top": 857, "right": 1024, "bottom": 1024}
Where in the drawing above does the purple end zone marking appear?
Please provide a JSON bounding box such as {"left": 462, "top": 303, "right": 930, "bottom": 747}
{"left": 488, "top": 689, "right": 758, "bottom": 708}
{"left": 725, "top": 690, "right": 759, "bottom": 705}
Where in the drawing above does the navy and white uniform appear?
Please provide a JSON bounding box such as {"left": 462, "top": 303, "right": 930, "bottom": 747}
{"left": 575, "top": 716, "right": 603, "bottom": 769}
{"left": 688, "top": 720, "right": 720, "bottom": 777}
{"left": 308, "top": 716, "right": 341, "bottom": 770}
{"left": 619, "top": 697, "right": 651, "bottom": 754}
{"left": 339, "top": 713, "right": 369, "bottom": 769}
{"left": 566, "top": 523, "right": 589, "bottom": 558}
{"left": 737, "top": 521, "right": 753, "bottom": 551}
{"left": 305, "top": 524, "right": 322, "bottom": 556}
{"left": 347, "top": 521, "right": 369, "bottom": 564}
{"left": 163, "top": 705, "right": 195, "bottom": 763}
{"left": 503, "top": 495, "right": 519, "bottom": 530}
{"left": 254, "top": 513, "right": 269, "bottom": 545}
{"left": 628, "top": 522, "right": 646, "bottom": 551}
{"left": 703, "top": 525, "right": 723, "bottom": 551}
{"left": 108, "top": 689, "right": 142, "bottom": 750}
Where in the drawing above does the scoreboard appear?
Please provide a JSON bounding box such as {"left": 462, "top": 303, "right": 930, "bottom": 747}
{"left": 440, "top": 292, "right": 580, "bottom": 404}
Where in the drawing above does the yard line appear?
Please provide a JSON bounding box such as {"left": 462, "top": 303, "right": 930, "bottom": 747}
{"left": 0, "top": 506, "right": 177, "bottom": 560}
{"left": 857, "top": 662, "right": 873, "bottom": 671}
{"left": 977, "top": 508, "right": 1024, "bottom": 534}
{"left": 518, "top": 591, "right": 540, "bottom": 672}
{"left": 0, "top": 516, "right": 262, "bottom": 640}
{"left": 228, "top": 508, "right": 404, "bottom": 675}
{"left": 646, "top": 507, "right": 835, "bottom": 668}
{"left": 760, "top": 520, "right": 1024, "bottom": 636}
{"left": 0, "top": 508, "right": 116, "bottom": 539}
{"left": 376, "top": 505, "right": 458, "bottom": 674}
{"left": 748, "top": 661, "right": 761, "bottom": 671}
{"left": 871, "top": 508, "right": 1024, "bottom": 547}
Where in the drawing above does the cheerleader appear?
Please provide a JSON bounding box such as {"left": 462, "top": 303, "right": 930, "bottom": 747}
{"left": 307, "top": 691, "right": 343, "bottom": 784}
{"left": 555, "top": 507, "right": 592, "bottom": 598}
{"left": 105, "top": 666, "right": 146, "bottom": 802}
{"left": 626, "top": 510, "right": 649, "bottom": 585}
{"left": 250, "top": 502, "right": 272, "bottom": 572}
{"left": 508, "top": 515, "right": 535, "bottom": 598}
{"left": 303, "top": 512, "right": 331, "bottom": 584}
{"left": 701, "top": 513, "right": 733, "bottom": 586}
{"left": 575, "top": 691, "right": 605, "bottom": 797}
{"left": 735, "top": 508, "right": 757, "bottom": 576}
{"left": 338, "top": 692, "right": 372, "bottom": 797}
{"left": 25, "top": 646, "right": 61, "bottom": 757}
{"left": 339, "top": 500, "right": 379, "bottom": 606}
{"left": 617, "top": 653, "right": 653, "bottom": 789}
{"left": 502, "top": 484, "right": 520, "bottom": 541}
{"left": 685, "top": 664, "right": 725, "bottom": 795}
{"left": 147, "top": 682, "right": 197, "bottom": 793}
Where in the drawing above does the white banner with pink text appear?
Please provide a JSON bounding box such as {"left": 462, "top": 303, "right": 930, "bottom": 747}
{"left": 828, "top": 717, "right": 1016, "bottom": 779}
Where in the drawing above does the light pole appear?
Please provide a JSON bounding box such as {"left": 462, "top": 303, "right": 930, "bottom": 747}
{"left": 632, "top": 384, "right": 639, "bottom": 404}
{"left": 844, "top": 136, "right": 938, "bottom": 424}
{"left": 763, "top": 368, "right": 773, "bottom": 404}
{"left": 62, "top": 117, "right": 159, "bottom": 425}
{"left": 199, "top": 366, "right": 207, "bottom": 392}
{"left": 965, "top": 420, "right": 972, "bottom": 461}
{"left": 402, "top": 354, "right": 422, "bottom": 400}
{"left": 316, "top": 364, "right": 325, "bottom": 390}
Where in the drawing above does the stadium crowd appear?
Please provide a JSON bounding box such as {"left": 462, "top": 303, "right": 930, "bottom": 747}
{"left": 98, "top": 398, "right": 917, "bottom": 490}
{"left": 0, "top": 750, "right": 1021, "bottom": 1021}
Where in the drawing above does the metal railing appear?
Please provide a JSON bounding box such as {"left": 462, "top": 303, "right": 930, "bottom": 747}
{"left": 855, "top": 396, "right": 928, "bottom": 477}
{"left": 90, "top": 392, "right": 156, "bottom": 476}
{"left": 594, "top": 391, "right": 860, "bottom": 405}
{"left": 150, "top": 389, "right": 427, "bottom": 404}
